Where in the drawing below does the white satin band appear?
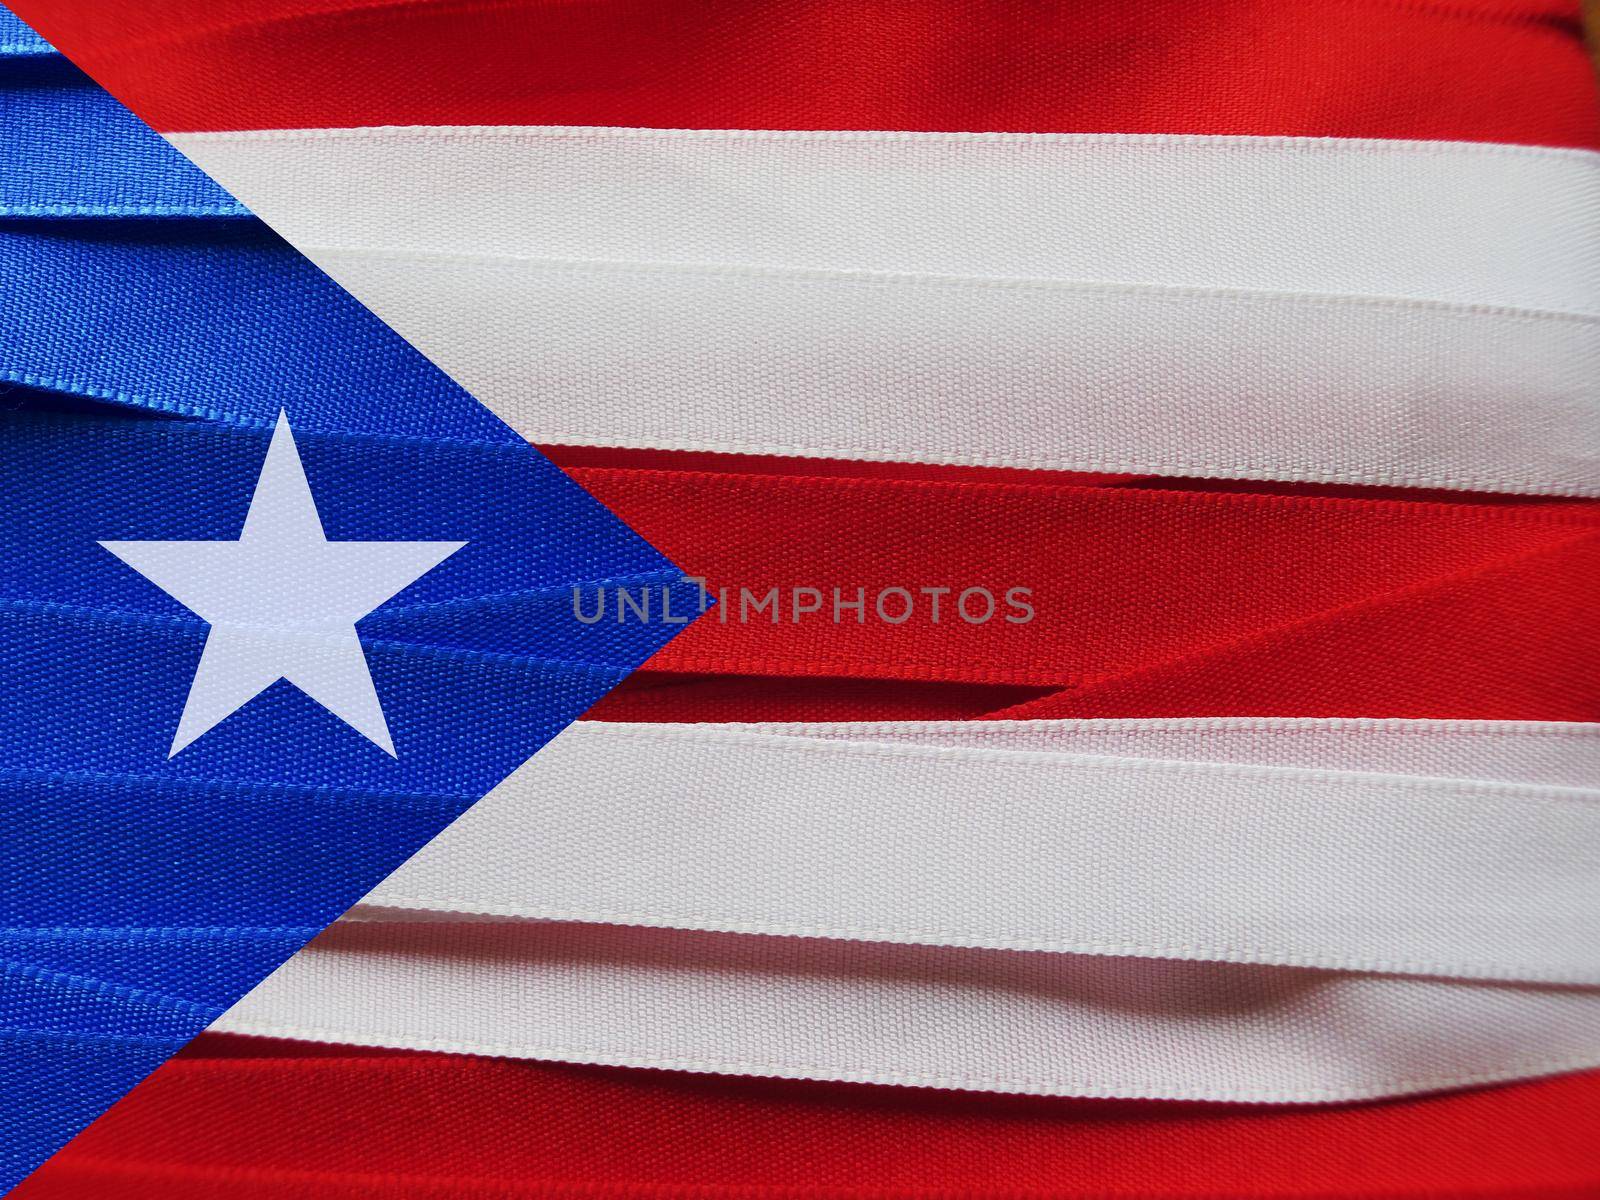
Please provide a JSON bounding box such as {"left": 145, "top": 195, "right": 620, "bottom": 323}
{"left": 216, "top": 915, "right": 1600, "bottom": 1104}
{"left": 356, "top": 719, "right": 1600, "bottom": 984}
{"left": 168, "top": 128, "right": 1600, "bottom": 494}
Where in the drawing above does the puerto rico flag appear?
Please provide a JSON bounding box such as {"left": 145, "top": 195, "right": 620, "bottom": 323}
{"left": 4, "top": 1, "right": 1600, "bottom": 1196}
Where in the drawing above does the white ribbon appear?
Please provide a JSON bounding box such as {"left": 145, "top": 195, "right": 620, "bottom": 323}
{"left": 360, "top": 719, "right": 1600, "bottom": 984}
{"left": 167, "top": 128, "right": 1600, "bottom": 495}
{"left": 216, "top": 914, "right": 1600, "bottom": 1103}
{"left": 218, "top": 718, "right": 1600, "bottom": 1099}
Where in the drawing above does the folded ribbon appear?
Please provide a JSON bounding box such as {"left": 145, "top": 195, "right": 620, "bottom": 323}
{"left": 196, "top": 717, "right": 1600, "bottom": 1103}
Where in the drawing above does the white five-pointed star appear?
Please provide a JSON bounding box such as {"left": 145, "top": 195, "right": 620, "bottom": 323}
{"left": 101, "top": 412, "right": 464, "bottom": 758}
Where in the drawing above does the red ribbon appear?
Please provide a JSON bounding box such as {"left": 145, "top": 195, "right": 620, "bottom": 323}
{"left": 13, "top": 0, "right": 1598, "bottom": 147}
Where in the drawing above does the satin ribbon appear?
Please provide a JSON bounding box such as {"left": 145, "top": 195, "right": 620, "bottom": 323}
{"left": 0, "top": 223, "right": 507, "bottom": 441}
{"left": 15, "top": 0, "right": 1599, "bottom": 147}
{"left": 12, "top": 2, "right": 1600, "bottom": 1196}
{"left": 556, "top": 460, "right": 1600, "bottom": 722}
{"left": 198, "top": 718, "right": 1600, "bottom": 1102}
{"left": 0, "top": 47, "right": 243, "bottom": 215}
{"left": 0, "top": 16, "right": 689, "bottom": 1186}
{"left": 353, "top": 718, "right": 1600, "bottom": 982}
{"left": 167, "top": 128, "right": 1600, "bottom": 311}
{"left": 215, "top": 915, "right": 1600, "bottom": 1105}
{"left": 146, "top": 127, "right": 1600, "bottom": 496}
{"left": 214, "top": 243, "right": 1600, "bottom": 497}
{"left": 0, "top": 6, "right": 46, "bottom": 56}
{"left": 19, "top": 1037, "right": 1600, "bottom": 1199}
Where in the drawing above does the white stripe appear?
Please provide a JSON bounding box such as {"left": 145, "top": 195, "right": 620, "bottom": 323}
{"left": 585, "top": 717, "right": 1600, "bottom": 787}
{"left": 215, "top": 916, "right": 1600, "bottom": 1103}
{"left": 293, "top": 250, "right": 1600, "bottom": 493}
{"left": 168, "top": 129, "right": 1600, "bottom": 312}
{"left": 168, "top": 128, "right": 1600, "bottom": 495}
{"left": 365, "top": 720, "right": 1600, "bottom": 984}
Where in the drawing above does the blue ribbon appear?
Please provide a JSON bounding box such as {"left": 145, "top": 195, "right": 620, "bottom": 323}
{"left": 0, "top": 49, "right": 245, "bottom": 215}
{"left": 0, "top": 6, "right": 694, "bottom": 1187}
{"left": 0, "top": 7, "right": 49, "bottom": 57}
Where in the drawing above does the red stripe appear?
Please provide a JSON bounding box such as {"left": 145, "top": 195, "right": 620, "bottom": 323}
{"left": 18, "top": 1037, "right": 1600, "bottom": 1199}
{"left": 559, "top": 461, "right": 1600, "bottom": 722}
{"left": 9, "top": 0, "right": 1598, "bottom": 147}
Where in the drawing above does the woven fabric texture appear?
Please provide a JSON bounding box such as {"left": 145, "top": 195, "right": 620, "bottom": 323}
{"left": 0, "top": 15, "right": 686, "bottom": 1188}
